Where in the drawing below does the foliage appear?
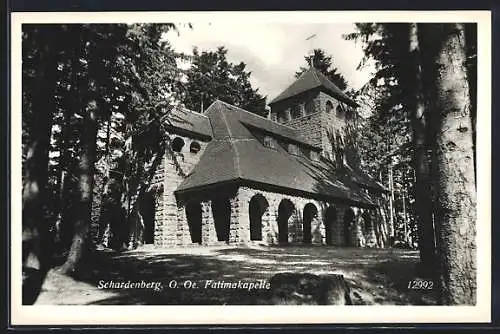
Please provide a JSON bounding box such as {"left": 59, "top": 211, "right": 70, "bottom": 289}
{"left": 295, "top": 48, "right": 349, "bottom": 91}
{"left": 22, "top": 23, "right": 186, "bottom": 272}
{"left": 344, "top": 24, "right": 417, "bottom": 247}
{"left": 182, "top": 46, "right": 267, "bottom": 116}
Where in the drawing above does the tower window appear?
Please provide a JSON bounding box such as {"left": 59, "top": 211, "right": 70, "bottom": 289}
{"left": 305, "top": 99, "right": 315, "bottom": 115}
{"left": 277, "top": 110, "right": 287, "bottom": 123}
{"left": 336, "top": 104, "right": 344, "bottom": 118}
{"left": 263, "top": 136, "right": 276, "bottom": 149}
{"left": 172, "top": 137, "right": 185, "bottom": 152}
{"left": 326, "top": 101, "right": 334, "bottom": 113}
{"left": 190, "top": 141, "right": 201, "bottom": 154}
{"left": 290, "top": 104, "right": 301, "bottom": 119}
{"left": 271, "top": 112, "right": 277, "bottom": 122}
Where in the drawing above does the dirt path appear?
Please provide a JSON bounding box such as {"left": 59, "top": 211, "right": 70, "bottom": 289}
{"left": 36, "top": 245, "right": 437, "bottom": 305}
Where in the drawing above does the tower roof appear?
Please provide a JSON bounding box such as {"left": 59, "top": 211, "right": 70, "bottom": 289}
{"left": 269, "top": 67, "right": 358, "bottom": 107}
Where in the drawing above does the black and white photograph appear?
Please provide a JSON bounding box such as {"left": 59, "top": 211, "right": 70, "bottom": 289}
{"left": 11, "top": 11, "right": 491, "bottom": 325}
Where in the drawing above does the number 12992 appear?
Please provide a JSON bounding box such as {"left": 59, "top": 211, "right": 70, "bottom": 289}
{"left": 407, "top": 280, "right": 433, "bottom": 289}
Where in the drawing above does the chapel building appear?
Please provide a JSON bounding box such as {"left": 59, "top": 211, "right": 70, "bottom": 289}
{"left": 145, "top": 67, "right": 387, "bottom": 248}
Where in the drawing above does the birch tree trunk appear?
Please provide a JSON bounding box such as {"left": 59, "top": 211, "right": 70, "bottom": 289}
{"left": 407, "top": 23, "right": 437, "bottom": 270}
{"left": 432, "top": 23, "right": 477, "bottom": 305}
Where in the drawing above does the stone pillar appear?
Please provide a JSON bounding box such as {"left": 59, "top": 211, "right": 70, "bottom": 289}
{"left": 365, "top": 210, "right": 378, "bottom": 248}
{"left": 201, "top": 200, "right": 216, "bottom": 245}
{"left": 289, "top": 204, "right": 302, "bottom": 243}
{"left": 176, "top": 203, "right": 191, "bottom": 246}
{"left": 287, "top": 207, "right": 298, "bottom": 243}
{"left": 351, "top": 207, "right": 366, "bottom": 247}
{"left": 161, "top": 199, "right": 178, "bottom": 247}
{"left": 268, "top": 197, "right": 280, "bottom": 245}
{"left": 229, "top": 192, "right": 242, "bottom": 244}
{"left": 153, "top": 189, "right": 164, "bottom": 246}
{"left": 261, "top": 205, "right": 271, "bottom": 245}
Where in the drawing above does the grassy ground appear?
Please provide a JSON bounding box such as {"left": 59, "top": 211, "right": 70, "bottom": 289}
{"left": 36, "top": 245, "right": 438, "bottom": 305}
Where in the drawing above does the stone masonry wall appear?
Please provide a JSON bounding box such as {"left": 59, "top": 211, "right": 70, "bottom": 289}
{"left": 270, "top": 91, "right": 323, "bottom": 148}
{"left": 151, "top": 131, "right": 209, "bottom": 247}
{"left": 318, "top": 91, "right": 356, "bottom": 160}
{"left": 270, "top": 90, "right": 355, "bottom": 161}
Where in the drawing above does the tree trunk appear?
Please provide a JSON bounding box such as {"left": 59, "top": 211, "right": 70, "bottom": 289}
{"left": 58, "top": 91, "right": 99, "bottom": 274}
{"left": 22, "top": 31, "right": 59, "bottom": 304}
{"left": 407, "top": 23, "right": 437, "bottom": 270}
{"left": 388, "top": 165, "right": 395, "bottom": 241}
{"left": 432, "top": 23, "right": 477, "bottom": 305}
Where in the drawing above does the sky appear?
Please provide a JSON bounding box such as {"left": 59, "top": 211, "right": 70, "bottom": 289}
{"left": 165, "top": 22, "right": 375, "bottom": 103}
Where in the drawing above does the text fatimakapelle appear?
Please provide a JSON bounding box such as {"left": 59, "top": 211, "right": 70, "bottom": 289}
{"left": 204, "top": 280, "right": 270, "bottom": 290}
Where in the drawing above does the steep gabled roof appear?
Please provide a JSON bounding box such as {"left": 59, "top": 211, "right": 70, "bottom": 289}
{"left": 269, "top": 67, "right": 358, "bottom": 107}
{"left": 204, "top": 100, "right": 320, "bottom": 148}
{"left": 175, "top": 100, "right": 379, "bottom": 207}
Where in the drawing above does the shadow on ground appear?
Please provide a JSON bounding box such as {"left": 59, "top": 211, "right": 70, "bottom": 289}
{"left": 36, "top": 245, "right": 438, "bottom": 305}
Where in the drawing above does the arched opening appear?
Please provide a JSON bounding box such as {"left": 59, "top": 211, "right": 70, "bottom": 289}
{"left": 249, "top": 194, "right": 269, "bottom": 241}
{"left": 139, "top": 191, "right": 156, "bottom": 244}
{"left": 305, "top": 99, "right": 315, "bottom": 114}
{"left": 302, "top": 203, "right": 318, "bottom": 244}
{"left": 212, "top": 197, "right": 231, "bottom": 242}
{"left": 336, "top": 104, "right": 344, "bottom": 118}
{"left": 172, "top": 137, "right": 185, "bottom": 152}
{"left": 190, "top": 141, "right": 201, "bottom": 154}
{"left": 277, "top": 110, "right": 287, "bottom": 123}
{"left": 362, "top": 210, "right": 372, "bottom": 235}
{"left": 278, "top": 199, "right": 296, "bottom": 244}
{"left": 185, "top": 201, "right": 202, "bottom": 244}
{"left": 343, "top": 208, "right": 355, "bottom": 246}
{"left": 326, "top": 100, "right": 334, "bottom": 113}
{"left": 324, "top": 206, "right": 337, "bottom": 245}
{"left": 290, "top": 104, "right": 302, "bottom": 119}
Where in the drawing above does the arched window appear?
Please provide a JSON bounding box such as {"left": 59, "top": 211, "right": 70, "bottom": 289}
{"left": 326, "top": 101, "right": 334, "bottom": 113}
{"left": 345, "top": 106, "right": 354, "bottom": 121}
{"left": 271, "top": 112, "right": 278, "bottom": 122}
{"left": 277, "top": 110, "right": 287, "bottom": 123}
{"left": 336, "top": 104, "right": 344, "bottom": 118}
{"left": 290, "top": 104, "right": 302, "bottom": 119}
{"left": 172, "top": 137, "right": 185, "bottom": 152}
{"left": 263, "top": 136, "right": 275, "bottom": 149}
{"left": 305, "top": 100, "right": 315, "bottom": 114}
{"left": 190, "top": 141, "right": 201, "bottom": 154}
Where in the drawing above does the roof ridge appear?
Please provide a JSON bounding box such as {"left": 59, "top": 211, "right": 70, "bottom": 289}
{"left": 181, "top": 106, "right": 210, "bottom": 118}
{"left": 218, "top": 104, "right": 242, "bottom": 179}
{"left": 216, "top": 99, "right": 301, "bottom": 132}
{"left": 310, "top": 67, "right": 322, "bottom": 86}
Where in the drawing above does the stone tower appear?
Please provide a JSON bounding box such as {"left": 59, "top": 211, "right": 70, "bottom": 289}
{"left": 268, "top": 67, "right": 358, "bottom": 163}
